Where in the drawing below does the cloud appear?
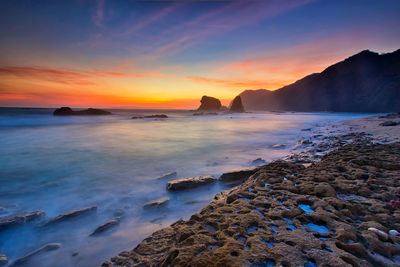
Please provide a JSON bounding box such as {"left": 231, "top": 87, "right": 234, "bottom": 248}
{"left": 186, "top": 75, "right": 289, "bottom": 89}
{"left": 93, "top": 0, "right": 106, "bottom": 27}
{"left": 0, "top": 66, "right": 159, "bottom": 86}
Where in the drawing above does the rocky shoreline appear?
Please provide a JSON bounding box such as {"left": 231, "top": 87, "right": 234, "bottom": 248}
{"left": 102, "top": 114, "right": 400, "bottom": 267}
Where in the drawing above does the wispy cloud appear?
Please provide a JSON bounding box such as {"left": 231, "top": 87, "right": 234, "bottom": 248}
{"left": 0, "top": 66, "right": 159, "bottom": 86}
{"left": 93, "top": 0, "right": 106, "bottom": 27}
{"left": 186, "top": 75, "right": 289, "bottom": 89}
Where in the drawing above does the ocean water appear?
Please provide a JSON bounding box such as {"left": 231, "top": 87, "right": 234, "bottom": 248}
{"left": 0, "top": 108, "right": 369, "bottom": 266}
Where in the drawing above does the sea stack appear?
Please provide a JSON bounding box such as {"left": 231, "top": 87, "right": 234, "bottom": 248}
{"left": 197, "top": 96, "right": 222, "bottom": 111}
{"left": 229, "top": 95, "right": 245, "bottom": 112}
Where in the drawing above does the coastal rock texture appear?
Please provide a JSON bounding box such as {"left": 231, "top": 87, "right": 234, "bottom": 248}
{"left": 53, "top": 107, "right": 112, "bottom": 116}
{"left": 0, "top": 211, "right": 44, "bottom": 230}
{"left": 219, "top": 167, "right": 260, "bottom": 183}
{"left": 167, "top": 176, "right": 217, "bottom": 191}
{"left": 229, "top": 96, "right": 245, "bottom": 113}
{"left": 197, "top": 96, "right": 222, "bottom": 111}
{"left": 103, "top": 142, "right": 400, "bottom": 267}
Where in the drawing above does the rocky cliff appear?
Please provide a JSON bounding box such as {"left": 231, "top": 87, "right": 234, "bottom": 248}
{"left": 239, "top": 49, "right": 400, "bottom": 112}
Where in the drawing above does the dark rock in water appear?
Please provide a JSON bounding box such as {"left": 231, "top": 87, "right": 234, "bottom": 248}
{"left": 144, "top": 114, "right": 168, "bottom": 119}
{"left": 229, "top": 96, "right": 245, "bottom": 112}
{"left": 0, "top": 211, "right": 45, "bottom": 230}
{"left": 53, "top": 107, "right": 111, "bottom": 116}
{"left": 167, "top": 176, "right": 216, "bottom": 190}
{"left": 14, "top": 243, "right": 61, "bottom": 265}
{"left": 272, "top": 144, "right": 286, "bottom": 149}
{"left": 250, "top": 158, "right": 266, "bottom": 166}
{"left": 132, "top": 114, "right": 168, "bottom": 119}
{"left": 90, "top": 217, "right": 121, "bottom": 236}
{"left": 0, "top": 254, "right": 8, "bottom": 266}
{"left": 156, "top": 172, "right": 177, "bottom": 180}
{"left": 143, "top": 197, "right": 170, "bottom": 209}
{"left": 43, "top": 206, "right": 97, "bottom": 226}
{"left": 379, "top": 121, "right": 398, "bottom": 126}
{"left": 219, "top": 167, "right": 259, "bottom": 182}
{"left": 197, "top": 96, "right": 222, "bottom": 111}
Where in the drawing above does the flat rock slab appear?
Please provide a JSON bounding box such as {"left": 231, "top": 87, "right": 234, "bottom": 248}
{"left": 44, "top": 206, "right": 97, "bottom": 226}
{"left": 219, "top": 167, "right": 259, "bottom": 182}
{"left": 167, "top": 176, "right": 216, "bottom": 190}
{"left": 0, "top": 211, "right": 45, "bottom": 230}
{"left": 14, "top": 243, "right": 61, "bottom": 265}
{"left": 90, "top": 217, "right": 121, "bottom": 236}
{"left": 144, "top": 197, "right": 170, "bottom": 209}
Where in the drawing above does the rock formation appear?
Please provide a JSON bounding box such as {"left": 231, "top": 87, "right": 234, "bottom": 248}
{"left": 0, "top": 211, "right": 45, "bottom": 230}
{"left": 53, "top": 107, "right": 112, "bottom": 116}
{"left": 229, "top": 96, "right": 245, "bottom": 112}
{"left": 239, "top": 48, "right": 400, "bottom": 112}
{"left": 197, "top": 96, "right": 222, "bottom": 111}
{"left": 167, "top": 176, "right": 217, "bottom": 190}
{"left": 103, "top": 142, "right": 400, "bottom": 267}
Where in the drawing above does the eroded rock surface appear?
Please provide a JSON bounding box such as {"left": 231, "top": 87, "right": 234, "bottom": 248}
{"left": 103, "top": 143, "right": 400, "bottom": 267}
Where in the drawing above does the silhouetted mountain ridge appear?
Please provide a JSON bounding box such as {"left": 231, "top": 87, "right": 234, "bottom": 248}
{"left": 239, "top": 49, "right": 400, "bottom": 112}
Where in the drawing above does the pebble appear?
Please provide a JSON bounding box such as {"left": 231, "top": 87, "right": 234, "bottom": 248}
{"left": 389, "top": 229, "right": 399, "bottom": 236}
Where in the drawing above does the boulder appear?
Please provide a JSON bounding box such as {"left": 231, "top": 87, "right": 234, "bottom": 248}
{"left": 14, "top": 243, "right": 61, "bottom": 265}
{"left": 219, "top": 167, "right": 259, "bottom": 182}
{"left": 379, "top": 121, "right": 398, "bottom": 126}
{"left": 0, "top": 254, "right": 8, "bottom": 266}
{"left": 167, "top": 176, "right": 216, "bottom": 190}
{"left": 53, "top": 107, "right": 111, "bottom": 116}
{"left": 229, "top": 96, "right": 245, "bottom": 112}
{"left": 0, "top": 211, "right": 45, "bottom": 230}
{"left": 197, "top": 96, "right": 221, "bottom": 111}
{"left": 144, "top": 197, "right": 170, "bottom": 209}
{"left": 44, "top": 206, "right": 97, "bottom": 226}
{"left": 90, "top": 217, "right": 121, "bottom": 236}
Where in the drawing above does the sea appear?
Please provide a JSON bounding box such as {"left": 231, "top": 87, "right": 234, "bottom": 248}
{"left": 0, "top": 107, "right": 372, "bottom": 266}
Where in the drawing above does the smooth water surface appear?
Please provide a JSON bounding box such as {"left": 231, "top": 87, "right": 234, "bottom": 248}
{"left": 0, "top": 108, "right": 369, "bottom": 266}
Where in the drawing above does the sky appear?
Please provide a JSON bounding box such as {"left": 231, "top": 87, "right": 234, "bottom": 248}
{"left": 0, "top": 0, "right": 399, "bottom": 108}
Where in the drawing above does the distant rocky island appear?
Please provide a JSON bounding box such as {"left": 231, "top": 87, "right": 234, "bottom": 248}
{"left": 239, "top": 48, "right": 400, "bottom": 112}
{"left": 196, "top": 95, "right": 245, "bottom": 113}
{"left": 53, "top": 107, "right": 112, "bottom": 116}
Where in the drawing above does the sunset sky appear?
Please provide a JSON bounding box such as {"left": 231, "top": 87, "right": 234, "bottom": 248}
{"left": 0, "top": 0, "right": 399, "bottom": 108}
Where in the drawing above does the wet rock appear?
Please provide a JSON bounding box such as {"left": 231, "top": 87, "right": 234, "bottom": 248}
{"left": 197, "top": 96, "right": 222, "bottom": 111}
{"left": 0, "top": 211, "right": 45, "bottom": 230}
{"left": 144, "top": 197, "right": 170, "bottom": 209}
{"left": 44, "top": 206, "right": 97, "bottom": 226}
{"left": 167, "top": 176, "right": 216, "bottom": 190}
{"left": 229, "top": 96, "right": 245, "bottom": 113}
{"left": 53, "top": 107, "right": 111, "bottom": 116}
{"left": 132, "top": 114, "right": 168, "bottom": 119}
{"left": 379, "top": 121, "right": 398, "bottom": 126}
{"left": 314, "top": 183, "right": 336, "bottom": 197}
{"left": 90, "top": 217, "right": 121, "bottom": 236}
{"left": 219, "top": 167, "right": 259, "bottom": 182}
{"left": 156, "top": 172, "right": 177, "bottom": 180}
{"left": 14, "top": 243, "right": 61, "bottom": 265}
{"left": 250, "top": 158, "right": 266, "bottom": 166}
{"left": 272, "top": 144, "right": 286, "bottom": 149}
{"left": 0, "top": 255, "right": 8, "bottom": 266}
{"left": 297, "top": 139, "right": 312, "bottom": 145}
{"left": 368, "top": 227, "right": 389, "bottom": 241}
{"left": 389, "top": 229, "right": 399, "bottom": 236}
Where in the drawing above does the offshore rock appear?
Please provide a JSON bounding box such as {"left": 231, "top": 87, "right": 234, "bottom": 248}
{"left": 53, "top": 107, "right": 111, "bottom": 116}
{"left": 0, "top": 211, "right": 45, "bottom": 230}
{"left": 14, "top": 243, "right": 61, "bottom": 265}
{"left": 167, "top": 176, "right": 216, "bottom": 190}
{"left": 229, "top": 96, "right": 245, "bottom": 112}
{"left": 43, "top": 206, "right": 97, "bottom": 226}
{"left": 90, "top": 217, "right": 122, "bottom": 236}
{"left": 197, "top": 96, "right": 222, "bottom": 111}
{"left": 144, "top": 197, "right": 170, "bottom": 209}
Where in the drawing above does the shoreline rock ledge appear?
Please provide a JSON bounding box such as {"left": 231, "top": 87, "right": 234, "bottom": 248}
{"left": 103, "top": 142, "right": 400, "bottom": 267}
{"left": 167, "top": 176, "right": 217, "bottom": 190}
